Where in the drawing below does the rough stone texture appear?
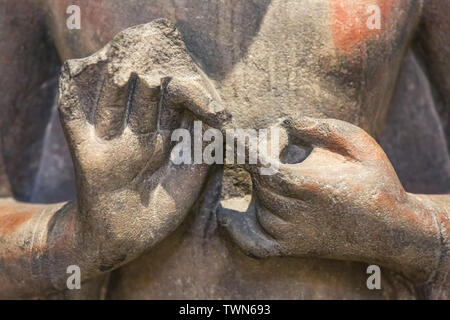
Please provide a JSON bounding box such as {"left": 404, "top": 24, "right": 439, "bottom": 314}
{"left": 0, "top": 0, "right": 60, "bottom": 202}
{"left": 379, "top": 52, "right": 450, "bottom": 195}
{"left": 104, "top": 168, "right": 417, "bottom": 300}
{"left": 0, "top": 0, "right": 449, "bottom": 300}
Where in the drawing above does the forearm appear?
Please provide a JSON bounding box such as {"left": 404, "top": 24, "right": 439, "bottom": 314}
{"left": 359, "top": 192, "right": 449, "bottom": 297}
{"left": 0, "top": 198, "right": 68, "bottom": 298}
{"left": 0, "top": 198, "right": 116, "bottom": 299}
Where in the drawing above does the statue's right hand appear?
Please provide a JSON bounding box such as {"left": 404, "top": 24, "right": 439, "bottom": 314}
{"left": 57, "top": 20, "right": 225, "bottom": 258}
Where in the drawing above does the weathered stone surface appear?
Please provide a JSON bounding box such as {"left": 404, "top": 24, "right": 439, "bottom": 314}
{"left": 0, "top": 0, "right": 449, "bottom": 300}
{"left": 380, "top": 52, "right": 450, "bottom": 195}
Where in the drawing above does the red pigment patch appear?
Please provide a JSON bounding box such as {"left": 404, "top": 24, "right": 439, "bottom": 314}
{"left": 55, "top": 0, "right": 117, "bottom": 42}
{"left": 0, "top": 207, "right": 34, "bottom": 235}
{"left": 82, "top": 0, "right": 117, "bottom": 38}
{"left": 330, "top": 0, "right": 394, "bottom": 54}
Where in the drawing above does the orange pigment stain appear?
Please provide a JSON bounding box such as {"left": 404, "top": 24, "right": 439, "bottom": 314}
{"left": 0, "top": 207, "right": 34, "bottom": 235}
{"left": 330, "top": 0, "right": 395, "bottom": 54}
{"left": 55, "top": 0, "right": 118, "bottom": 44}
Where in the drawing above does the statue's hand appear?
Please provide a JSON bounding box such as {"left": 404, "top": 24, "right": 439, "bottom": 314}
{"left": 57, "top": 20, "right": 223, "bottom": 262}
{"left": 219, "top": 117, "right": 437, "bottom": 278}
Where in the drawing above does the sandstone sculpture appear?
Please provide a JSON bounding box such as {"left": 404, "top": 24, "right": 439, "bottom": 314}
{"left": 0, "top": 0, "right": 449, "bottom": 299}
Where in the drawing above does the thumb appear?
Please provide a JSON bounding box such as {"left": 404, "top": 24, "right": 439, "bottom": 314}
{"left": 162, "top": 76, "right": 232, "bottom": 130}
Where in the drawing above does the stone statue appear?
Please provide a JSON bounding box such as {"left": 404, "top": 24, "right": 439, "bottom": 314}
{"left": 0, "top": 0, "right": 449, "bottom": 299}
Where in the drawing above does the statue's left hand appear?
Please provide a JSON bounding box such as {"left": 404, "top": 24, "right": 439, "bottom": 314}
{"left": 218, "top": 117, "right": 442, "bottom": 282}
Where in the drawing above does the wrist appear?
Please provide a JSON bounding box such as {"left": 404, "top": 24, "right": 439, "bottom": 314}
{"left": 408, "top": 194, "right": 450, "bottom": 297}
{"left": 362, "top": 192, "right": 442, "bottom": 283}
{"left": 393, "top": 194, "right": 447, "bottom": 282}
